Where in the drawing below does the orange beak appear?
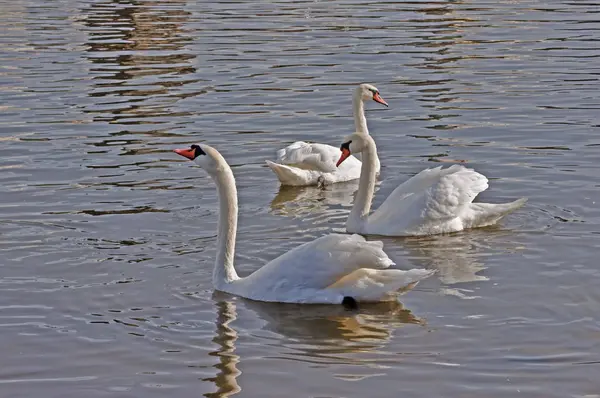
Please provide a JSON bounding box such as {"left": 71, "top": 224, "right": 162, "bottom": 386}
{"left": 174, "top": 148, "right": 195, "bottom": 160}
{"left": 336, "top": 148, "right": 351, "bottom": 167}
{"left": 373, "top": 92, "right": 388, "bottom": 107}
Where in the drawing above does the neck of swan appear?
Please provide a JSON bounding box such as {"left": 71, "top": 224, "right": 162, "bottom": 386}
{"left": 347, "top": 137, "right": 377, "bottom": 232}
{"left": 353, "top": 91, "right": 368, "bottom": 134}
{"left": 212, "top": 165, "right": 240, "bottom": 288}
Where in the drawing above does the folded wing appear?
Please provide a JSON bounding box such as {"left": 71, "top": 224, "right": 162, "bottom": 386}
{"left": 242, "top": 233, "right": 394, "bottom": 293}
{"left": 277, "top": 142, "right": 361, "bottom": 172}
{"left": 368, "top": 165, "right": 489, "bottom": 235}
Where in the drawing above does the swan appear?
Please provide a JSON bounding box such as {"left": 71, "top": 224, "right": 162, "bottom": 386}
{"left": 266, "top": 84, "right": 386, "bottom": 186}
{"left": 335, "top": 133, "right": 528, "bottom": 236}
{"left": 173, "top": 143, "right": 434, "bottom": 304}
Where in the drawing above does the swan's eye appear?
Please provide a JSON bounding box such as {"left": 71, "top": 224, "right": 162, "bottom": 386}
{"left": 340, "top": 141, "right": 352, "bottom": 151}
{"left": 190, "top": 144, "right": 206, "bottom": 158}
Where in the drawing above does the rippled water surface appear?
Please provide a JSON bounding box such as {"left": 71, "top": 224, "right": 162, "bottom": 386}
{"left": 1, "top": 0, "right": 600, "bottom": 396}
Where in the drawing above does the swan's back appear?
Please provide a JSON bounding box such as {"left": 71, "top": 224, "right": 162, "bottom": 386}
{"left": 231, "top": 234, "right": 395, "bottom": 301}
{"left": 367, "top": 165, "right": 491, "bottom": 235}
{"left": 229, "top": 233, "right": 433, "bottom": 304}
{"left": 277, "top": 141, "right": 361, "bottom": 172}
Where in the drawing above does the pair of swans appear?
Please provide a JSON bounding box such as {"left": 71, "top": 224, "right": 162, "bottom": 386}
{"left": 173, "top": 84, "right": 526, "bottom": 305}
{"left": 265, "top": 84, "right": 385, "bottom": 186}
{"left": 174, "top": 144, "right": 433, "bottom": 305}
{"left": 267, "top": 83, "right": 526, "bottom": 236}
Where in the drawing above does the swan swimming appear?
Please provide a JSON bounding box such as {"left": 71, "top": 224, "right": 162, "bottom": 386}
{"left": 173, "top": 143, "right": 434, "bottom": 304}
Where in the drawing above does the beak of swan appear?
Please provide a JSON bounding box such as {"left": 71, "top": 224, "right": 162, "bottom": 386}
{"left": 373, "top": 92, "right": 388, "bottom": 107}
{"left": 336, "top": 148, "right": 351, "bottom": 167}
{"left": 174, "top": 148, "right": 196, "bottom": 160}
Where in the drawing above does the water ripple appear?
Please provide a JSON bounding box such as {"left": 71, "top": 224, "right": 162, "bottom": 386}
{"left": 1, "top": 0, "right": 600, "bottom": 396}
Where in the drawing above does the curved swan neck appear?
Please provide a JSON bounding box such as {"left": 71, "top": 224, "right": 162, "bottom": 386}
{"left": 348, "top": 137, "right": 377, "bottom": 231}
{"left": 212, "top": 164, "right": 240, "bottom": 287}
{"left": 353, "top": 89, "right": 368, "bottom": 134}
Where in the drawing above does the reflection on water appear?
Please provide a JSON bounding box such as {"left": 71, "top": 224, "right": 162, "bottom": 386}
{"left": 83, "top": 0, "right": 196, "bottom": 119}
{"left": 204, "top": 301, "right": 241, "bottom": 398}
{"left": 2, "top": 0, "right": 600, "bottom": 396}
{"left": 403, "top": 233, "right": 489, "bottom": 286}
{"left": 399, "top": 228, "right": 530, "bottom": 300}
{"left": 205, "top": 294, "right": 422, "bottom": 395}
{"left": 270, "top": 180, "right": 361, "bottom": 218}
{"left": 82, "top": 0, "right": 201, "bottom": 163}
{"left": 244, "top": 298, "right": 421, "bottom": 346}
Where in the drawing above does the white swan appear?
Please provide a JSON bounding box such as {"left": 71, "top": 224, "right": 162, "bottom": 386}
{"left": 266, "top": 84, "right": 386, "bottom": 186}
{"left": 336, "top": 133, "right": 528, "bottom": 236}
{"left": 173, "top": 143, "right": 434, "bottom": 304}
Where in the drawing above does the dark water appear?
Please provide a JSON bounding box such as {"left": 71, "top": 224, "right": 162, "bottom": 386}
{"left": 1, "top": 0, "right": 599, "bottom": 396}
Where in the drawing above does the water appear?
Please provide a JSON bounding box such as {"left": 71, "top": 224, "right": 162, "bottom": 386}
{"left": 1, "top": 0, "right": 599, "bottom": 396}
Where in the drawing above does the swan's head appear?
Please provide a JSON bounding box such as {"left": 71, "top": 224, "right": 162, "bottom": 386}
{"left": 173, "top": 143, "right": 225, "bottom": 174}
{"left": 357, "top": 83, "right": 388, "bottom": 107}
{"left": 336, "top": 133, "right": 371, "bottom": 167}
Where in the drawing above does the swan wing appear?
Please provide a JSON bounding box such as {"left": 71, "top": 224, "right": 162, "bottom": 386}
{"left": 368, "top": 165, "right": 489, "bottom": 235}
{"left": 327, "top": 268, "right": 435, "bottom": 302}
{"left": 277, "top": 142, "right": 361, "bottom": 173}
{"left": 243, "top": 234, "right": 394, "bottom": 292}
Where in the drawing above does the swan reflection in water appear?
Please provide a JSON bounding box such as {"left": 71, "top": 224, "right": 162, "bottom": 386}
{"left": 398, "top": 228, "right": 525, "bottom": 299}
{"left": 401, "top": 232, "right": 489, "bottom": 287}
{"left": 204, "top": 295, "right": 422, "bottom": 397}
{"left": 203, "top": 300, "right": 242, "bottom": 398}
{"left": 270, "top": 180, "right": 362, "bottom": 218}
{"left": 270, "top": 179, "right": 383, "bottom": 224}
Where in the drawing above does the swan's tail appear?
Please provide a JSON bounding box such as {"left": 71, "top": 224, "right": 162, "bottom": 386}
{"left": 329, "top": 268, "right": 436, "bottom": 302}
{"left": 468, "top": 197, "right": 528, "bottom": 228}
{"left": 265, "top": 160, "right": 315, "bottom": 186}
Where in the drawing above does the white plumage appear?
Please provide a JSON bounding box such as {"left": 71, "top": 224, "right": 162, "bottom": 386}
{"left": 338, "top": 133, "right": 527, "bottom": 237}
{"left": 174, "top": 143, "right": 433, "bottom": 304}
{"left": 233, "top": 233, "right": 433, "bottom": 304}
{"left": 266, "top": 141, "right": 365, "bottom": 186}
{"left": 366, "top": 165, "right": 527, "bottom": 236}
{"left": 267, "top": 83, "right": 386, "bottom": 186}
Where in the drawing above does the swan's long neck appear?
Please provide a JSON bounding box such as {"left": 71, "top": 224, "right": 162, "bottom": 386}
{"left": 353, "top": 91, "right": 368, "bottom": 134}
{"left": 347, "top": 137, "right": 377, "bottom": 231}
{"left": 212, "top": 165, "right": 240, "bottom": 287}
